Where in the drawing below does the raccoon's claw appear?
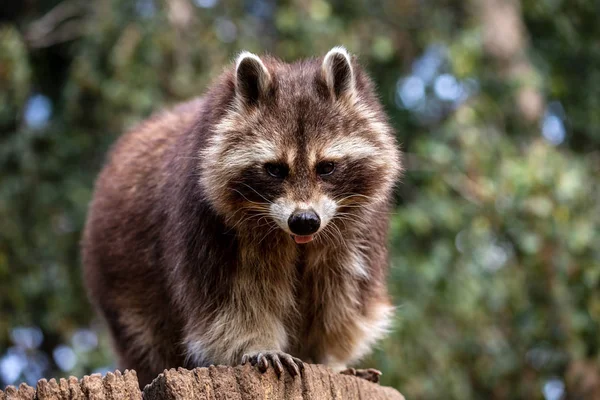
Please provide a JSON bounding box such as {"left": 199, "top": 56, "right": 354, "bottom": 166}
{"left": 340, "top": 367, "right": 382, "bottom": 383}
{"left": 241, "top": 351, "right": 304, "bottom": 377}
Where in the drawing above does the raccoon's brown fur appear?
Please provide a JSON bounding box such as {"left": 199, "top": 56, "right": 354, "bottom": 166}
{"left": 82, "top": 47, "right": 402, "bottom": 387}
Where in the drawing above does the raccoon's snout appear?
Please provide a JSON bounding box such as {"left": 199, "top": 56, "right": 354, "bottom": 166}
{"left": 288, "top": 210, "right": 321, "bottom": 236}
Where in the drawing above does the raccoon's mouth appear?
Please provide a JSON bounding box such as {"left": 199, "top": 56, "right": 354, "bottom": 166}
{"left": 291, "top": 234, "right": 314, "bottom": 244}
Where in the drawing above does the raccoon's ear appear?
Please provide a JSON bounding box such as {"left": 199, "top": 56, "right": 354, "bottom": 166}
{"left": 235, "top": 51, "right": 271, "bottom": 107}
{"left": 322, "top": 46, "right": 355, "bottom": 100}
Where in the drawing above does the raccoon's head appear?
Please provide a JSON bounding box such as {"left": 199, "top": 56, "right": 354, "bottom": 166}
{"left": 200, "top": 47, "right": 401, "bottom": 244}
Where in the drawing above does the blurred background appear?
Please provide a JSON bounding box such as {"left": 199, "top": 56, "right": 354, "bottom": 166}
{"left": 0, "top": 0, "right": 599, "bottom": 398}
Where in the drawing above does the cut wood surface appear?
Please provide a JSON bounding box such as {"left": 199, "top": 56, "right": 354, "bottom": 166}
{"left": 1, "top": 364, "right": 404, "bottom": 399}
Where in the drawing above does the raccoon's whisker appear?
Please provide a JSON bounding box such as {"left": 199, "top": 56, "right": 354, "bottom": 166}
{"left": 323, "top": 232, "right": 335, "bottom": 249}
{"left": 334, "top": 212, "right": 369, "bottom": 222}
{"left": 337, "top": 204, "right": 398, "bottom": 215}
{"left": 335, "top": 193, "right": 399, "bottom": 215}
{"left": 317, "top": 227, "right": 336, "bottom": 249}
{"left": 333, "top": 219, "right": 364, "bottom": 231}
{"left": 338, "top": 203, "right": 384, "bottom": 210}
{"left": 327, "top": 228, "right": 341, "bottom": 249}
{"left": 224, "top": 208, "right": 260, "bottom": 231}
{"left": 237, "top": 183, "right": 274, "bottom": 205}
{"left": 224, "top": 213, "right": 258, "bottom": 233}
{"left": 335, "top": 214, "right": 367, "bottom": 222}
{"left": 332, "top": 212, "right": 369, "bottom": 227}
{"left": 334, "top": 193, "right": 375, "bottom": 203}
{"left": 224, "top": 208, "right": 244, "bottom": 225}
{"left": 319, "top": 224, "right": 343, "bottom": 252}
{"left": 245, "top": 209, "right": 272, "bottom": 217}
{"left": 256, "top": 215, "right": 268, "bottom": 226}
{"left": 224, "top": 210, "right": 271, "bottom": 233}
{"left": 256, "top": 224, "right": 277, "bottom": 240}
{"left": 328, "top": 223, "right": 352, "bottom": 253}
{"left": 245, "top": 211, "right": 277, "bottom": 237}
{"left": 256, "top": 225, "right": 278, "bottom": 246}
{"left": 255, "top": 215, "right": 276, "bottom": 229}
{"left": 334, "top": 193, "right": 364, "bottom": 202}
{"left": 230, "top": 188, "right": 271, "bottom": 206}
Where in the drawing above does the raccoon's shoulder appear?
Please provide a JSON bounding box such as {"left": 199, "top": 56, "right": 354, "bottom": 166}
{"left": 108, "top": 97, "right": 204, "bottom": 162}
{"left": 91, "top": 97, "right": 204, "bottom": 211}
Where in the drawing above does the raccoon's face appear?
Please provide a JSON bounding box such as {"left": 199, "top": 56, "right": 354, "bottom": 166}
{"left": 201, "top": 47, "right": 401, "bottom": 244}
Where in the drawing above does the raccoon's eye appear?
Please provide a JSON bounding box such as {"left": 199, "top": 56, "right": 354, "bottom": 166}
{"left": 316, "top": 161, "right": 335, "bottom": 176}
{"left": 265, "top": 163, "right": 288, "bottom": 179}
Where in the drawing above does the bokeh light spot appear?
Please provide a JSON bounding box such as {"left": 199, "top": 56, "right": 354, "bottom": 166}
{"left": 396, "top": 76, "right": 425, "bottom": 109}
{"left": 53, "top": 345, "right": 77, "bottom": 372}
{"left": 24, "top": 94, "right": 52, "bottom": 129}
{"left": 193, "top": 0, "right": 218, "bottom": 8}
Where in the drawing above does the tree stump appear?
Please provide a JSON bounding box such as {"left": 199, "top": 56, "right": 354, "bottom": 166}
{"left": 1, "top": 364, "right": 404, "bottom": 399}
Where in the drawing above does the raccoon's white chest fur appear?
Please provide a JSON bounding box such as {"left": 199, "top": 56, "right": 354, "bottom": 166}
{"left": 183, "top": 240, "right": 393, "bottom": 372}
{"left": 295, "top": 243, "right": 394, "bottom": 369}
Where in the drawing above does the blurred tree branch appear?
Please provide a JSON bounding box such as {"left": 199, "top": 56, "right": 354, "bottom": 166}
{"left": 25, "top": 0, "right": 89, "bottom": 48}
{"left": 474, "top": 0, "right": 544, "bottom": 123}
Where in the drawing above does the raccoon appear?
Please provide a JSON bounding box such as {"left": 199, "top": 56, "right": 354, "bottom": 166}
{"left": 82, "top": 47, "right": 402, "bottom": 387}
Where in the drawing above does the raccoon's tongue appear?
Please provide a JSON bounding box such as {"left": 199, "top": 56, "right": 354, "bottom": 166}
{"left": 292, "top": 235, "right": 314, "bottom": 244}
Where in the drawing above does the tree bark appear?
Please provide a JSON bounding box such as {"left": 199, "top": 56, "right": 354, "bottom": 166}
{"left": 1, "top": 364, "right": 404, "bottom": 400}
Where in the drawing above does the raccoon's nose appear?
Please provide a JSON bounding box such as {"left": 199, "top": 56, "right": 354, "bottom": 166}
{"left": 288, "top": 210, "right": 321, "bottom": 235}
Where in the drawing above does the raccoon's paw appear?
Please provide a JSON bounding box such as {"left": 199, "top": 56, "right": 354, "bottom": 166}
{"left": 241, "top": 351, "right": 304, "bottom": 377}
{"left": 340, "top": 367, "right": 382, "bottom": 383}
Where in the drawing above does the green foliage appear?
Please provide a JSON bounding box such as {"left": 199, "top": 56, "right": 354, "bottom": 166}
{"left": 1, "top": 0, "right": 598, "bottom": 398}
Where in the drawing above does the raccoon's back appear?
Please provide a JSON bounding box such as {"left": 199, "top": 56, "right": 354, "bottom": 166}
{"left": 82, "top": 98, "right": 204, "bottom": 309}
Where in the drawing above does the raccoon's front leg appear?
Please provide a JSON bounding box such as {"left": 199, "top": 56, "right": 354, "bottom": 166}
{"left": 241, "top": 350, "right": 304, "bottom": 376}
{"left": 183, "top": 305, "right": 296, "bottom": 372}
